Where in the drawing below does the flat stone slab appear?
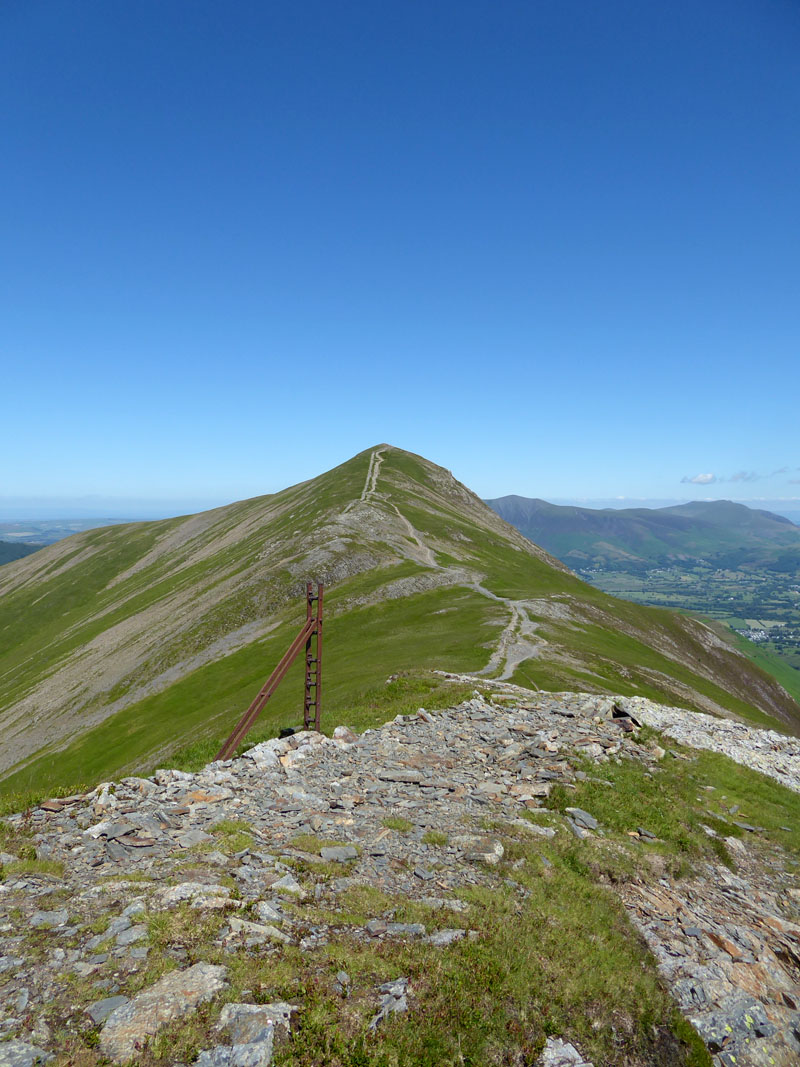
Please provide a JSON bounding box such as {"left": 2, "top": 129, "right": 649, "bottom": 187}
{"left": 85, "top": 995, "right": 130, "bottom": 1025}
{"left": 29, "top": 910, "right": 68, "bottom": 928}
{"left": 177, "top": 829, "right": 213, "bottom": 848}
{"left": 195, "top": 1037, "right": 273, "bottom": 1067}
{"left": 160, "top": 882, "right": 232, "bottom": 908}
{"left": 99, "top": 962, "right": 228, "bottom": 1062}
{"left": 320, "top": 845, "right": 358, "bottom": 862}
{"left": 426, "top": 928, "right": 466, "bottom": 947}
{"left": 227, "top": 917, "right": 291, "bottom": 945}
{"left": 565, "top": 808, "right": 598, "bottom": 831}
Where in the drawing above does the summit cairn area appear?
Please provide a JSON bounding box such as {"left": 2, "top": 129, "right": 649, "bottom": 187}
{"left": 1, "top": 677, "right": 799, "bottom": 1066}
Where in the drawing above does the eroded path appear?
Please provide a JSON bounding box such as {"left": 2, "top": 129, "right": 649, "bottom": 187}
{"left": 361, "top": 446, "right": 386, "bottom": 502}
{"left": 347, "top": 448, "right": 541, "bottom": 672}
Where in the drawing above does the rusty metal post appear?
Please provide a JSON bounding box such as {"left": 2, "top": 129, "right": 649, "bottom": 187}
{"left": 215, "top": 582, "right": 324, "bottom": 761}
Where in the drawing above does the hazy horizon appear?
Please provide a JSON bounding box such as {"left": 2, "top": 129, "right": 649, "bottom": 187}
{"left": 2, "top": 492, "right": 799, "bottom": 528}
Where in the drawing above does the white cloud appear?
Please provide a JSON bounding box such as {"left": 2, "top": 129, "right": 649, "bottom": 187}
{"left": 681, "top": 473, "right": 717, "bottom": 485}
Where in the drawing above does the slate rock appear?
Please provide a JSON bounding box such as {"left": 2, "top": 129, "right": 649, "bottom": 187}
{"left": 0, "top": 1042, "right": 52, "bottom": 1067}
{"left": 369, "top": 977, "right": 409, "bottom": 1030}
{"left": 565, "top": 808, "right": 598, "bottom": 831}
{"left": 99, "top": 962, "right": 228, "bottom": 1062}
{"left": 177, "top": 829, "right": 213, "bottom": 848}
{"left": 160, "top": 882, "right": 232, "bottom": 908}
{"left": 194, "top": 1037, "right": 273, "bottom": 1067}
{"left": 319, "top": 845, "right": 358, "bottom": 863}
{"left": 29, "top": 910, "right": 68, "bottom": 928}
{"left": 219, "top": 1001, "right": 298, "bottom": 1043}
{"left": 538, "top": 1036, "right": 594, "bottom": 1066}
{"left": 426, "top": 928, "right": 466, "bottom": 947}
{"left": 271, "top": 873, "right": 303, "bottom": 895}
{"left": 227, "top": 917, "right": 291, "bottom": 945}
{"left": 85, "top": 995, "right": 130, "bottom": 1025}
{"left": 253, "top": 900, "right": 286, "bottom": 924}
{"left": 116, "top": 924, "right": 147, "bottom": 947}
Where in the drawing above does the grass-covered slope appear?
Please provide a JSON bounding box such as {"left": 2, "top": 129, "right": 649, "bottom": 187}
{"left": 2, "top": 445, "right": 799, "bottom": 799}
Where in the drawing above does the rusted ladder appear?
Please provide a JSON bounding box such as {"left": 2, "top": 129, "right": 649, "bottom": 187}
{"left": 303, "top": 581, "right": 323, "bottom": 731}
{"left": 214, "top": 582, "right": 323, "bottom": 761}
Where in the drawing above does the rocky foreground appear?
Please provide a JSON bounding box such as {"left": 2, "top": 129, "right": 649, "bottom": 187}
{"left": 1, "top": 676, "right": 799, "bottom": 1066}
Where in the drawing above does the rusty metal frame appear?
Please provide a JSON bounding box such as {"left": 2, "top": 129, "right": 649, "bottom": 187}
{"left": 214, "top": 582, "right": 323, "bottom": 761}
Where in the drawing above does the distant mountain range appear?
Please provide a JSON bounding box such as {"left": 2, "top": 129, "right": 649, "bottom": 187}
{"left": 1, "top": 447, "right": 798, "bottom": 798}
{"left": 485, "top": 497, "right": 800, "bottom": 573}
{"left": 0, "top": 541, "right": 39, "bottom": 566}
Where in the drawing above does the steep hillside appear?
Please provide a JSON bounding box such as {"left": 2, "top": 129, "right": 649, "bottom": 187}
{"left": 486, "top": 495, "right": 800, "bottom": 570}
{"left": 2, "top": 446, "right": 799, "bottom": 798}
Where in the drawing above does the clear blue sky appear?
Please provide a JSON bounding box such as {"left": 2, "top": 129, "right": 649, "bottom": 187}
{"left": 2, "top": 0, "right": 799, "bottom": 516}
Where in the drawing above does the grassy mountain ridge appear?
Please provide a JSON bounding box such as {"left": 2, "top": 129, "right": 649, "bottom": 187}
{"left": 2, "top": 445, "right": 799, "bottom": 798}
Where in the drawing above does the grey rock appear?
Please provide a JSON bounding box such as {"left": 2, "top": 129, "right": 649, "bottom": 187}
{"left": 29, "top": 910, "right": 68, "bottom": 928}
{"left": 116, "top": 924, "right": 147, "bottom": 947}
{"left": 121, "top": 899, "right": 146, "bottom": 918}
{"left": 385, "top": 922, "right": 425, "bottom": 938}
{"left": 177, "top": 829, "right": 213, "bottom": 848}
{"left": 369, "top": 977, "right": 409, "bottom": 1030}
{"left": 319, "top": 845, "right": 358, "bottom": 863}
{"left": 107, "top": 916, "right": 131, "bottom": 937}
{"left": 271, "top": 873, "right": 303, "bottom": 895}
{"left": 195, "top": 1036, "right": 273, "bottom": 1067}
{"left": 218, "top": 1001, "right": 298, "bottom": 1042}
{"left": 227, "top": 917, "right": 291, "bottom": 945}
{"left": 565, "top": 808, "right": 598, "bottom": 831}
{"left": 425, "top": 928, "right": 466, "bottom": 947}
{"left": 160, "top": 882, "right": 232, "bottom": 908}
{"left": 378, "top": 769, "right": 422, "bottom": 784}
{"left": 0, "top": 1041, "right": 52, "bottom": 1066}
{"left": 253, "top": 900, "right": 286, "bottom": 924}
{"left": 538, "top": 1036, "right": 594, "bottom": 1066}
{"left": 85, "top": 995, "right": 130, "bottom": 1025}
{"left": 99, "top": 962, "right": 228, "bottom": 1062}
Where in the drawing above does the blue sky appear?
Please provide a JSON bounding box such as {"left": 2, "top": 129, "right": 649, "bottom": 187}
{"left": 2, "top": 1, "right": 798, "bottom": 517}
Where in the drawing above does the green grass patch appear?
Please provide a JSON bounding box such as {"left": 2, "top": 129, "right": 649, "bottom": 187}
{"left": 267, "top": 841, "right": 709, "bottom": 1067}
{"left": 208, "top": 818, "right": 253, "bottom": 853}
{"left": 543, "top": 730, "right": 800, "bottom": 877}
{"left": 421, "top": 830, "right": 448, "bottom": 847}
{"left": 1, "top": 857, "right": 65, "bottom": 880}
{"left": 289, "top": 834, "right": 352, "bottom": 856}
{"left": 382, "top": 816, "right": 414, "bottom": 833}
